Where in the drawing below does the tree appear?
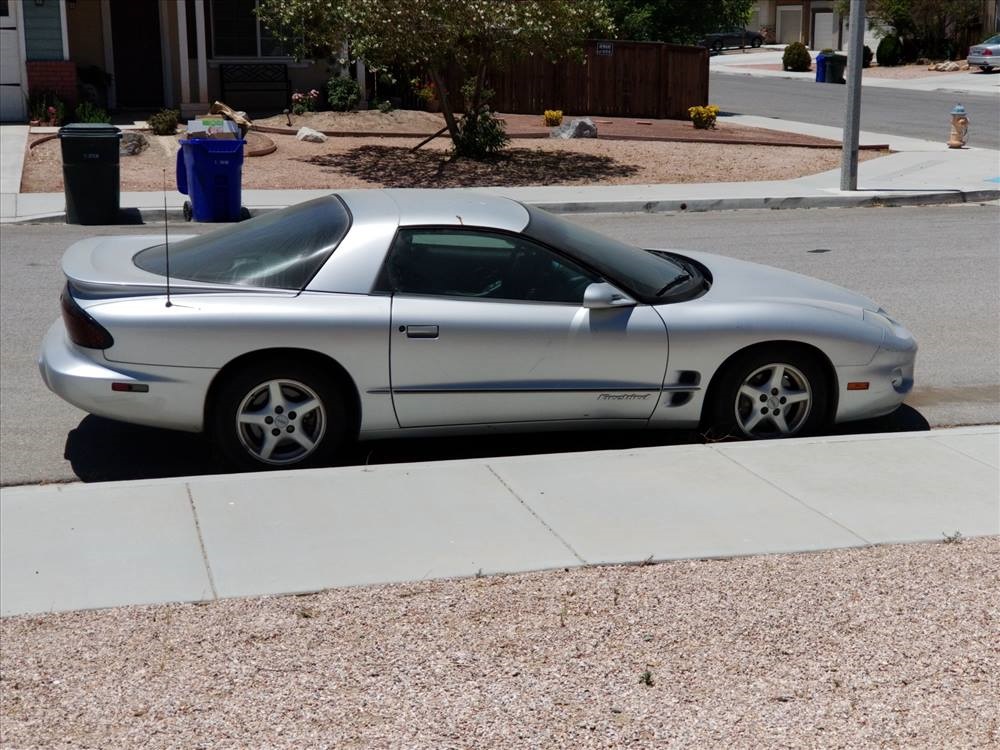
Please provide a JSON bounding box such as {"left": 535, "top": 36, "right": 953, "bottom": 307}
{"left": 605, "top": 0, "right": 755, "bottom": 44}
{"left": 255, "top": 0, "right": 613, "bottom": 156}
{"left": 835, "top": 0, "right": 982, "bottom": 58}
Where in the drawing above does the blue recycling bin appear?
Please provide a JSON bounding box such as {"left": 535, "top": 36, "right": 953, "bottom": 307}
{"left": 815, "top": 51, "right": 828, "bottom": 83}
{"left": 175, "top": 138, "right": 246, "bottom": 222}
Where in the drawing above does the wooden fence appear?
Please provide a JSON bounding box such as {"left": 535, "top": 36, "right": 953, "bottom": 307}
{"left": 483, "top": 40, "right": 709, "bottom": 120}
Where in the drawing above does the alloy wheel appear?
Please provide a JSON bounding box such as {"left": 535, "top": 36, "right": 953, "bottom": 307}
{"left": 235, "top": 379, "right": 327, "bottom": 465}
{"left": 734, "top": 362, "right": 812, "bottom": 438}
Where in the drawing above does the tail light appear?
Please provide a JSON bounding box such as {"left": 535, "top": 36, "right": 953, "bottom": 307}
{"left": 984, "top": 49, "right": 994, "bottom": 56}
{"left": 61, "top": 284, "right": 114, "bottom": 349}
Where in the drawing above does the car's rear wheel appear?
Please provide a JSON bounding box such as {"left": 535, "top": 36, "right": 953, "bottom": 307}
{"left": 711, "top": 349, "right": 828, "bottom": 439}
{"left": 713, "top": 40, "right": 724, "bottom": 52}
{"left": 752, "top": 37, "right": 762, "bottom": 48}
{"left": 212, "top": 361, "right": 347, "bottom": 470}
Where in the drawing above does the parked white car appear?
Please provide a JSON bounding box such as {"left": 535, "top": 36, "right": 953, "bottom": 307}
{"left": 968, "top": 34, "right": 1000, "bottom": 71}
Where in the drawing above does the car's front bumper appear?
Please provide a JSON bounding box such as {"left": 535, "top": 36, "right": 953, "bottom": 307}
{"left": 38, "top": 320, "right": 216, "bottom": 433}
{"left": 833, "top": 335, "right": 917, "bottom": 424}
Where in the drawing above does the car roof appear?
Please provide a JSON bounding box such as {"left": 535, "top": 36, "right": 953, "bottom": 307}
{"left": 338, "top": 188, "right": 530, "bottom": 233}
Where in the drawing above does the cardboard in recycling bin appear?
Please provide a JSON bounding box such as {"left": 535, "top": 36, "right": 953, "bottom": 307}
{"left": 185, "top": 118, "right": 240, "bottom": 139}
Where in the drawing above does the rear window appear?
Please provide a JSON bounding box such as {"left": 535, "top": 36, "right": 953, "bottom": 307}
{"left": 133, "top": 195, "right": 351, "bottom": 290}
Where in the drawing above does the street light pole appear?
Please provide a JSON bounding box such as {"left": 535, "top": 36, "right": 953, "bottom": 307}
{"left": 841, "top": 0, "right": 867, "bottom": 191}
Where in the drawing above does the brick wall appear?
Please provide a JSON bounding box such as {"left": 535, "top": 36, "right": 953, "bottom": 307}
{"left": 27, "top": 61, "right": 78, "bottom": 111}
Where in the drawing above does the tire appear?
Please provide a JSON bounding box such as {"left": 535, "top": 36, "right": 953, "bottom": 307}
{"left": 752, "top": 37, "right": 762, "bottom": 48}
{"left": 709, "top": 348, "right": 828, "bottom": 440}
{"left": 713, "top": 40, "right": 724, "bottom": 53}
{"left": 211, "top": 360, "right": 348, "bottom": 470}
{"left": 182, "top": 201, "right": 193, "bottom": 222}
{"left": 239, "top": 206, "right": 252, "bottom": 221}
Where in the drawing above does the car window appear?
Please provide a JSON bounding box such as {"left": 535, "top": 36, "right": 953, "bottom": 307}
{"left": 377, "top": 228, "right": 599, "bottom": 304}
{"left": 133, "top": 195, "right": 351, "bottom": 290}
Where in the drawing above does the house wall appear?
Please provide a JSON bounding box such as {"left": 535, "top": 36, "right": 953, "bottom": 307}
{"left": 22, "top": 0, "right": 63, "bottom": 61}
{"left": 66, "top": 0, "right": 105, "bottom": 69}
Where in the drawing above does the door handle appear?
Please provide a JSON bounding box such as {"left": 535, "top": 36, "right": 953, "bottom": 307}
{"left": 404, "top": 325, "right": 439, "bottom": 339}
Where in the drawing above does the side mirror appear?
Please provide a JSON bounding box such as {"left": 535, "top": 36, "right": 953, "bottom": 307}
{"left": 583, "top": 282, "right": 636, "bottom": 310}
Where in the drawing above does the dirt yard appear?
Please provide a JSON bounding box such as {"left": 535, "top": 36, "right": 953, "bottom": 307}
{"left": 2, "top": 538, "right": 997, "bottom": 749}
{"left": 22, "top": 132, "right": 884, "bottom": 193}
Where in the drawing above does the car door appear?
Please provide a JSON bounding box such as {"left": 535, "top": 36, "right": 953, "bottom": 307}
{"left": 380, "top": 227, "right": 669, "bottom": 427}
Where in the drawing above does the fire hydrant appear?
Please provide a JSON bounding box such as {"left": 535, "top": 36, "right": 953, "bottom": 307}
{"left": 947, "top": 104, "right": 969, "bottom": 149}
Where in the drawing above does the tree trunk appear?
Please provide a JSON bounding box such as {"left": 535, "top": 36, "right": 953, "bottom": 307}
{"left": 428, "top": 68, "right": 460, "bottom": 144}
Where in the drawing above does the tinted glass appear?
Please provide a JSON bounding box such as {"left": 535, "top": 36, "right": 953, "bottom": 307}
{"left": 134, "top": 196, "right": 350, "bottom": 290}
{"left": 522, "top": 204, "right": 688, "bottom": 300}
{"left": 380, "top": 229, "right": 598, "bottom": 304}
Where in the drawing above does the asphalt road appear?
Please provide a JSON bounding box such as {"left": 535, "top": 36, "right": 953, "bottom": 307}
{"left": 710, "top": 71, "right": 1000, "bottom": 150}
{"left": 1, "top": 204, "right": 997, "bottom": 486}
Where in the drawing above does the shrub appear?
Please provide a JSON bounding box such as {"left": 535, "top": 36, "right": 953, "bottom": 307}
{"left": 327, "top": 76, "right": 361, "bottom": 112}
{"left": 688, "top": 104, "right": 720, "bottom": 129}
{"left": 28, "top": 91, "right": 64, "bottom": 125}
{"left": 376, "top": 99, "right": 394, "bottom": 113}
{"left": 876, "top": 35, "right": 902, "bottom": 67}
{"left": 291, "top": 88, "right": 320, "bottom": 115}
{"left": 147, "top": 108, "right": 179, "bottom": 135}
{"left": 453, "top": 107, "right": 510, "bottom": 159}
{"left": 74, "top": 101, "right": 111, "bottom": 123}
{"left": 543, "top": 109, "right": 563, "bottom": 126}
{"left": 862, "top": 44, "right": 874, "bottom": 68}
{"left": 782, "top": 41, "right": 812, "bottom": 72}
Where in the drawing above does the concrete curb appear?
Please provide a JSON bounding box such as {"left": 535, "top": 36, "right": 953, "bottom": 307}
{"left": 534, "top": 188, "right": 1000, "bottom": 214}
{"left": 7, "top": 187, "right": 998, "bottom": 225}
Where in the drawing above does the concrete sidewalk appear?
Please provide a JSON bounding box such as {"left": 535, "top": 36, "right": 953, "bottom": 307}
{"left": 2, "top": 426, "right": 997, "bottom": 617}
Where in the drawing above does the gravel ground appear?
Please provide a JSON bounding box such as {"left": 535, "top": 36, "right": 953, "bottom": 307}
{"left": 2, "top": 538, "right": 997, "bottom": 749}
{"left": 21, "top": 135, "right": 882, "bottom": 192}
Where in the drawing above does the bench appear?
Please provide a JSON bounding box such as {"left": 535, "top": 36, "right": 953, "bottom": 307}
{"left": 219, "top": 63, "right": 291, "bottom": 113}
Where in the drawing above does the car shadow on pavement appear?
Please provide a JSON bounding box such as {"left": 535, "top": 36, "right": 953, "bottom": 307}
{"left": 63, "top": 405, "right": 930, "bottom": 484}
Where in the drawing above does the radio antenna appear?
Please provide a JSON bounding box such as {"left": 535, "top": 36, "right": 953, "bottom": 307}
{"left": 162, "top": 168, "right": 173, "bottom": 308}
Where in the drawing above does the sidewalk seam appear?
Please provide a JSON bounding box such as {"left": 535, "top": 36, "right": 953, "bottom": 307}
{"left": 185, "top": 483, "right": 219, "bottom": 601}
{"left": 710, "top": 448, "right": 874, "bottom": 546}
{"left": 486, "top": 465, "right": 588, "bottom": 566}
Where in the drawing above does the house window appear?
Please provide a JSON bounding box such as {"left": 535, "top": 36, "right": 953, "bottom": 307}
{"left": 210, "top": 0, "right": 287, "bottom": 58}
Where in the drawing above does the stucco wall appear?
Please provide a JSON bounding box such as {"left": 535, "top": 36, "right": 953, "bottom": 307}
{"left": 66, "top": 0, "right": 104, "bottom": 69}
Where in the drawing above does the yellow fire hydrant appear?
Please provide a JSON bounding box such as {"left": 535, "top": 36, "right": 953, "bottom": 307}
{"left": 947, "top": 104, "right": 969, "bottom": 149}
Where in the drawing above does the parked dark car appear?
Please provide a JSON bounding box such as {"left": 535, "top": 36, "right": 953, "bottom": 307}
{"left": 700, "top": 28, "right": 765, "bottom": 52}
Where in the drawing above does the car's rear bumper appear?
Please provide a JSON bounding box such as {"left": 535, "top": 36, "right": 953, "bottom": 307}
{"left": 968, "top": 54, "right": 994, "bottom": 65}
{"left": 38, "top": 320, "right": 215, "bottom": 433}
{"left": 833, "top": 338, "right": 917, "bottom": 424}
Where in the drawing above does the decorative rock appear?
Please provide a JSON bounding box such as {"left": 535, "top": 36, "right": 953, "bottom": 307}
{"left": 119, "top": 131, "right": 148, "bottom": 156}
{"left": 550, "top": 117, "right": 598, "bottom": 139}
{"left": 296, "top": 126, "right": 327, "bottom": 143}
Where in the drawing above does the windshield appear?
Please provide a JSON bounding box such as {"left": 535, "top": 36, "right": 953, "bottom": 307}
{"left": 522, "top": 204, "right": 691, "bottom": 300}
{"left": 134, "top": 195, "right": 351, "bottom": 290}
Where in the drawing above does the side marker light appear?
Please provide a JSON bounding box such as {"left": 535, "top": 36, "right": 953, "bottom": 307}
{"left": 111, "top": 383, "right": 150, "bottom": 393}
{"left": 846, "top": 382, "right": 870, "bottom": 391}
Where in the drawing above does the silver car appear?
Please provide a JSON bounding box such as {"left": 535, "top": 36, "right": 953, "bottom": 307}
{"left": 40, "top": 190, "right": 917, "bottom": 470}
{"left": 968, "top": 34, "right": 1000, "bottom": 71}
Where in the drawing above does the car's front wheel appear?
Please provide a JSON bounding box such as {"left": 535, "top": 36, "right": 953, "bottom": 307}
{"left": 752, "top": 37, "right": 762, "bottom": 48}
{"left": 212, "top": 360, "right": 348, "bottom": 470}
{"left": 711, "top": 349, "right": 828, "bottom": 439}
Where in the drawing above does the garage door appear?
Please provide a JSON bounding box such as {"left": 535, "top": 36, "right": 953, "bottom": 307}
{"left": 0, "top": 0, "right": 26, "bottom": 122}
{"left": 777, "top": 7, "right": 803, "bottom": 45}
{"left": 813, "top": 11, "right": 836, "bottom": 50}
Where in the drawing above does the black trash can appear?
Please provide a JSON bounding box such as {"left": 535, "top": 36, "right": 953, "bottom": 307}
{"left": 59, "top": 123, "right": 122, "bottom": 225}
{"left": 825, "top": 54, "right": 847, "bottom": 84}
